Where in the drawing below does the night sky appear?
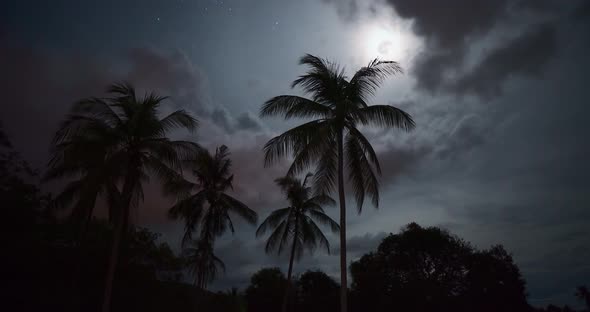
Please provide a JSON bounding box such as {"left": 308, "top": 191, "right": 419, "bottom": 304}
{"left": 1, "top": 0, "right": 589, "bottom": 307}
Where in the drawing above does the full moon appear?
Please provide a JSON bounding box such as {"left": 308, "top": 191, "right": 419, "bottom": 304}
{"left": 355, "top": 21, "right": 420, "bottom": 65}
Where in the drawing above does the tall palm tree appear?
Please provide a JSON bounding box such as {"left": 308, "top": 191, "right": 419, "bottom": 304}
{"left": 47, "top": 82, "right": 200, "bottom": 312}
{"left": 168, "top": 145, "right": 257, "bottom": 287}
{"left": 260, "top": 54, "right": 415, "bottom": 312}
{"left": 256, "top": 173, "right": 339, "bottom": 312}
{"left": 183, "top": 238, "right": 225, "bottom": 289}
{"left": 576, "top": 286, "right": 590, "bottom": 310}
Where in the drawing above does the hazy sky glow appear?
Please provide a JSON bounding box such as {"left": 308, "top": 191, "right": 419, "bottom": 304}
{"left": 1, "top": 0, "right": 589, "bottom": 308}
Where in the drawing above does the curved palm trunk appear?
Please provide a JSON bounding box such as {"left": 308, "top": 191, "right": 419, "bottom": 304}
{"left": 337, "top": 130, "right": 347, "bottom": 312}
{"left": 101, "top": 167, "right": 137, "bottom": 312}
{"left": 282, "top": 214, "right": 298, "bottom": 312}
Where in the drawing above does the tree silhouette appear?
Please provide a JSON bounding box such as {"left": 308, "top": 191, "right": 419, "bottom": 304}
{"left": 245, "top": 268, "right": 288, "bottom": 312}
{"left": 183, "top": 238, "right": 225, "bottom": 289}
{"left": 296, "top": 270, "right": 340, "bottom": 312}
{"left": 576, "top": 286, "right": 590, "bottom": 310}
{"left": 260, "top": 54, "right": 415, "bottom": 311}
{"left": 350, "top": 223, "right": 529, "bottom": 312}
{"left": 47, "top": 82, "right": 200, "bottom": 312}
{"left": 256, "top": 173, "right": 339, "bottom": 312}
{"left": 168, "top": 145, "right": 257, "bottom": 287}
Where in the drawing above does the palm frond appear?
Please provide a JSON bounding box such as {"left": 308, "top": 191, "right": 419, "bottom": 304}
{"left": 306, "top": 193, "right": 336, "bottom": 207}
{"left": 293, "top": 54, "right": 347, "bottom": 104}
{"left": 263, "top": 120, "right": 327, "bottom": 167}
{"left": 158, "top": 109, "right": 199, "bottom": 134}
{"left": 351, "top": 105, "right": 415, "bottom": 131}
{"left": 169, "top": 190, "right": 206, "bottom": 220}
{"left": 345, "top": 133, "right": 380, "bottom": 213}
{"left": 260, "top": 95, "right": 331, "bottom": 119}
{"left": 304, "top": 216, "right": 332, "bottom": 253}
{"left": 287, "top": 121, "right": 335, "bottom": 176}
{"left": 265, "top": 220, "right": 289, "bottom": 254}
{"left": 143, "top": 155, "right": 184, "bottom": 188}
{"left": 307, "top": 209, "right": 340, "bottom": 234}
{"left": 71, "top": 97, "right": 123, "bottom": 127}
{"left": 346, "top": 126, "right": 381, "bottom": 174}
{"left": 312, "top": 141, "right": 338, "bottom": 196}
{"left": 219, "top": 193, "right": 258, "bottom": 225}
{"left": 256, "top": 207, "right": 291, "bottom": 237}
{"left": 348, "top": 59, "right": 402, "bottom": 102}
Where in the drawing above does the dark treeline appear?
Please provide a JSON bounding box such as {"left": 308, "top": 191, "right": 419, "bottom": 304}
{"left": 2, "top": 131, "right": 586, "bottom": 311}
{"left": 2, "top": 54, "right": 588, "bottom": 312}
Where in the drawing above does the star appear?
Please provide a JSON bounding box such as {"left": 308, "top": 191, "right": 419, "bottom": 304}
{"left": 156, "top": 17, "right": 160, "bottom": 22}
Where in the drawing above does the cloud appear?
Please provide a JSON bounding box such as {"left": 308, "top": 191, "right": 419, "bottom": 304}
{"left": 435, "top": 114, "right": 486, "bottom": 159}
{"left": 210, "top": 108, "right": 263, "bottom": 133}
{"left": 324, "top": 0, "right": 561, "bottom": 98}
{"left": 0, "top": 39, "right": 271, "bottom": 228}
{"left": 376, "top": 143, "right": 432, "bottom": 185}
{"left": 321, "top": 0, "right": 361, "bottom": 21}
{"left": 449, "top": 23, "right": 557, "bottom": 98}
{"left": 0, "top": 40, "right": 265, "bottom": 166}
{"left": 236, "top": 112, "right": 263, "bottom": 131}
{"left": 332, "top": 231, "right": 388, "bottom": 260}
{"left": 210, "top": 107, "right": 235, "bottom": 133}
{"left": 228, "top": 134, "right": 290, "bottom": 212}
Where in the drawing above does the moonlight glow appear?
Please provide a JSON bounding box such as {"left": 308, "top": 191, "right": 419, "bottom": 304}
{"left": 355, "top": 21, "right": 421, "bottom": 66}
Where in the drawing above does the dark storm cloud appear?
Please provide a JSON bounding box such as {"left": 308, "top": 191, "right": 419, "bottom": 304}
{"left": 395, "top": 0, "right": 558, "bottom": 97}
{"left": 236, "top": 112, "right": 263, "bottom": 131}
{"left": 0, "top": 40, "right": 263, "bottom": 166}
{"left": 125, "top": 47, "right": 210, "bottom": 113}
{"left": 211, "top": 108, "right": 235, "bottom": 132}
{"left": 377, "top": 144, "right": 432, "bottom": 184}
{"left": 435, "top": 114, "right": 486, "bottom": 159}
{"left": 0, "top": 42, "right": 111, "bottom": 166}
{"left": 572, "top": 1, "right": 590, "bottom": 21}
{"left": 449, "top": 23, "right": 557, "bottom": 98}
{"left": 389, "top": 0, "right": 509, "bottom": 48}
{"left": 0, "top": 39, "right": 269, "bottom": 226}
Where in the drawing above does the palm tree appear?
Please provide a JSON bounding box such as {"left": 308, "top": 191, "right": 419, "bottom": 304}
{"left": 183, "top": 238, "right": 225, "bottom": 289}
{"left": 576, "top": 286, "right": 590, "bottom": 310}
{"left": 47, "top": 82, "right": 200, "bottom": 312}
{"left": 256, "top": 173, "right": 339, "bottom": 312}
{"left": 260, "top": 54, "right": 415, "bottom": 312}
{"left": 168, "top": 145, "right": 257, "bottom": 287}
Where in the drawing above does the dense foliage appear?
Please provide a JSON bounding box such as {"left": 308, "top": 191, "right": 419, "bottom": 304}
{"left": 349, "top": 223, "right": 530, "bottom": 312}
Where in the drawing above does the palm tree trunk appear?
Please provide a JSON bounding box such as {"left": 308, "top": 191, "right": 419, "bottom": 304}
{"left": 101, "top": 170, "right": 136, "bottom": 312}
{"left": 282, "top": 215, "right": 298, "bottom": 312}
{"left": 70, "top": 199, "right": 96, "bottom": 310}
{"left": 337, "top": 130, "right": 347, "bottom": 312}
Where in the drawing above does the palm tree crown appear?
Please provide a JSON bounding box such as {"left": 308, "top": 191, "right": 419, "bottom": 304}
{"left": 168, "top": 145, "right": 258, "bottom": 245}
{"left": 261, "top": 54, "right": 415, "bottom": 212}
{"left": 256, "top": 174, "right": 339, "bottom": 257}
{"left": 47, "top": 82, "right": 200, "bottom": 223}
